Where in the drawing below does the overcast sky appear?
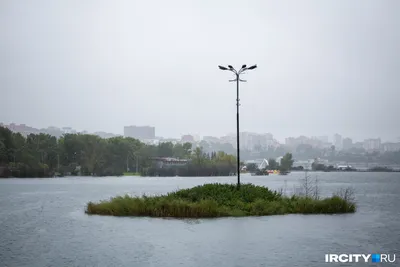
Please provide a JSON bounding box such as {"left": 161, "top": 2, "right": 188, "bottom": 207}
{"left": 1, "top": 0, "right": 399, "bottom": 142}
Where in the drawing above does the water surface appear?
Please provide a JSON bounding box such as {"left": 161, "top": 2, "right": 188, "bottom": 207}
{"left": 0, "top": 172, "right": 399, "bottom": 267}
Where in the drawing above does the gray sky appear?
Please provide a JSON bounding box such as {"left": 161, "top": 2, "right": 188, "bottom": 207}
{"left": 1, "top": 0, "right": 399, "bottom": 143}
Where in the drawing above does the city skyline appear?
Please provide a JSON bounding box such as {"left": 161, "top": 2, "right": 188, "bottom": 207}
{"left": 0, "top": 121, "right": 395, "bottom": 144}
{"left": 0, "top": 119, "right": 397, "bottom": 144}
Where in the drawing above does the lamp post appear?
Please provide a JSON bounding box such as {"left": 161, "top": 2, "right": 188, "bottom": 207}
{"left": 218, "top": 64, "right": 257, "bottom": 188}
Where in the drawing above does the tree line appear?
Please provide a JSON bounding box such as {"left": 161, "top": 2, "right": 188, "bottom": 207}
{"left": 146, "top": 150, "right": 237, "bottom": 177}
{"left": 0, "top": 126, "right": 237, "bottom": 178}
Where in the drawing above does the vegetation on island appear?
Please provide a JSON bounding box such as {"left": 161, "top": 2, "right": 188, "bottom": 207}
{"left": 0, "top": 126, "right": 239, "bottom": 178}
{"left": 85, "top": 181, "right": 356, "bottom": 218}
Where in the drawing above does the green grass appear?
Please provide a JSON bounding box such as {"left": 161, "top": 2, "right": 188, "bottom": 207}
{"left": 85, "top": 183, "right": 356, "bottom": 218}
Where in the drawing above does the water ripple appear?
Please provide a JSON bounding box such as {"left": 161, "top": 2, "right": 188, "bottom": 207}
{"left": 0, "top": 173, "right": 399, "bottom": 267}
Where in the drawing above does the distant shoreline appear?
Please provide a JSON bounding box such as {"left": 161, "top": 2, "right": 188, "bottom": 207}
{"left": 1, "top": 169, "right": 399, "bottom": 179}
{"left": 290, "top": 170, "right": 400, "bottom": 173}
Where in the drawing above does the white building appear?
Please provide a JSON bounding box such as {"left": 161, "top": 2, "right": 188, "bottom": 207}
{"left": 342, "top": 138, "right": 353, "bottom": 150}
{"left": 363, "top": 138, "right": 381, "bottom": 151}
{"left": 203, "top": 136, "right": 221, "bottom": 143}
{"left": 240, "top": 132, "right": 274, "bottom": 150}
{"left": 317, "top": 136, "right": 329, "bottom": 143}
{"left": 220, "top": 135, "right": 236, "bottom": 146}
{"left": 333, "top": 134, "right": 343, "bottom": 150}
{"left": 382, "top": 142, "right": 400, "bottom": 152}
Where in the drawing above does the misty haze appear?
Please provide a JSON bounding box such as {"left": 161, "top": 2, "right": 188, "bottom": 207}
{"left": 1, "top": 1, "right": 399, "bottom": 267}
{"left": 1, "top": 0, "right": 399, "bottom": 142}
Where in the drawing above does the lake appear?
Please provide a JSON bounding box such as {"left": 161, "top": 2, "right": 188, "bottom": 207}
{"left": 0, "top": 172, "right": 399, "bottom": 267}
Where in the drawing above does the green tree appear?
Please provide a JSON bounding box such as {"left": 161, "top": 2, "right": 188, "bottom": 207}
{"left": 0, "top": 126, "right": 242, "bottom": 178}
{"left": 0, "top": 139, "right": 6, "bottom": 163}
{"left": 172, "top": 142, "right": 192, "bottom": 159}
{"left": 0, "top": 127, "right": 15, "bottom": 163}
{"left": 192, "top": 147, "right": 205, "bottom": 165}
{"left": 267, "top": 158, "right": 279, "bottom": 170}
{"left": 279, "top": 153, "right": 294, "bottom": 172}
{"left": 182, "top": 142, "right": 192, "bottom": 157}
{"left": 157, "top": 142, "right": 174, "bottom": 157}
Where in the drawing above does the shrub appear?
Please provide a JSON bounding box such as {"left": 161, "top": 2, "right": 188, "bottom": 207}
{"left": 85, "top": 183, "right": 356, "bottom": 218}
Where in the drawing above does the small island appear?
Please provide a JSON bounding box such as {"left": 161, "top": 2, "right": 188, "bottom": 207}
{"left": 85, "top": 183, "right": 356, "bottom": 218}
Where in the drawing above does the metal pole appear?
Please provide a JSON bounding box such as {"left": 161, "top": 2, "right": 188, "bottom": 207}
{"left": 218, "top": 64, "right": 257, "bottom": 188}
{"left": 236, "top": 73, "right": 240, "bottom": 187}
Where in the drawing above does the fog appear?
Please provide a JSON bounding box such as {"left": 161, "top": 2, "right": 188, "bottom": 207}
{"left": 1, "top": 0, "right": 399, "bottom": 142}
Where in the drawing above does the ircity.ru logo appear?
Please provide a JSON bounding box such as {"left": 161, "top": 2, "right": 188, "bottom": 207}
{"left": 325, "top": 254, "right": 397, "bottom": 263}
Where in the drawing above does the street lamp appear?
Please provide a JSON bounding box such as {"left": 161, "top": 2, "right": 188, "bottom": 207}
{"left": 218, "top": 64, "right": 257, "bottom": 187}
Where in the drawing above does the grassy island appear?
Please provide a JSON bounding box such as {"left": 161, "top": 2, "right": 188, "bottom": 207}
{"left": 85, "top": 183, "right": 356, "bottom": 218}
